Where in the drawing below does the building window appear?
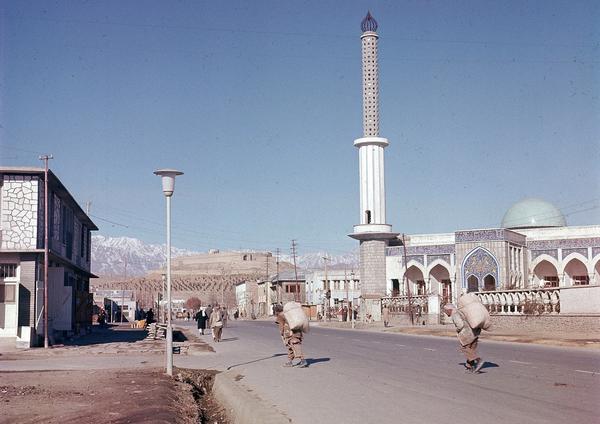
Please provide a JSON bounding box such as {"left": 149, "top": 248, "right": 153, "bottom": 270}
{"left": 573, "top": 275, "right": 590, "bottom": 286}
{"left": 442, "top": 280, "right": 452, "bottom": 303}
{"left": 0, "top": 284, "right": 16, "bottom": 302}
{"left": 416, "top": 280, "right": 425, "bottom": 295}
{"left": 0, "top": 264, "right": 17, "bottom": 279}
{"left": 543, "top": 276, "right": 559, "bottom": 287}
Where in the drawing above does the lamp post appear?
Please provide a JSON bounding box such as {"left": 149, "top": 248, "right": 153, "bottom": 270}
{"left": 161, "top": 273, "right": 166, "bottom": 324}
{"left": 154, "top": 169, "right": 183, "bottom": 377}
{"left": 350, "top": 271, "right": 355, "bottom": 329}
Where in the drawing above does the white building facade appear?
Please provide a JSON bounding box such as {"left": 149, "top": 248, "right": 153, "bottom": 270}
{"left": 384, "top": 199, "right": 600, "bottom": 319}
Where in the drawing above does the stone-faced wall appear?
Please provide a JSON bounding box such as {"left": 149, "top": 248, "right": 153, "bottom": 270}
{"left": 359, "top": 239, "right": 387, "bottom": 296}
{"left": 1, "top": 175, "right": 40, "bottom": 250}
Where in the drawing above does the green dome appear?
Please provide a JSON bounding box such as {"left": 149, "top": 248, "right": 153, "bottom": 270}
{"left": 501, "top": 198, "right": 566, "bottom": 229}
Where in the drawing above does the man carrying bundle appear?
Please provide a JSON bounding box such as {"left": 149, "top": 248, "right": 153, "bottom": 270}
{"left": 274, "top": 303, "right": 308, "bottom": 368}
{"left": 444, "top": 294, "right": 490, "bottom": 373}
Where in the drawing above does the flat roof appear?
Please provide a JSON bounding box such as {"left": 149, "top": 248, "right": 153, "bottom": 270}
{"left": 1, "top": 167, "right": 98, "bottom": 230}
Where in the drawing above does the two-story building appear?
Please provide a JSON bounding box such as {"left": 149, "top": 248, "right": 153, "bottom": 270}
{"left": 0, "top": 167, "right": 98, "bottom": 347}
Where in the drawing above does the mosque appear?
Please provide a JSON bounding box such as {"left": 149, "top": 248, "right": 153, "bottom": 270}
{"left": 348, "top": 13, "right": 599, "bottom": 320}
{"left": 385, "top": 198, "right": 600, "bottom": 303}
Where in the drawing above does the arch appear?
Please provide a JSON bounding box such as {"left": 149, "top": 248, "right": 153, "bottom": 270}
{"left": 560, "top": 252, "right": 590, "bottom": 275}
{"left": 461, "top": 247, "right": 499, "bottom": 290}
{"left": 563, "top": 257, "right": 589, "bottom": 286}
{"left": 467, "top": 275, "right": 479, "bottom": 293}
{"left": 405, "top": 260, "right": 426, "bottom": 277}
{"left": 532, "top": 259, "right": 559, "bottom": 288}
{"left": 404, "top": 264, "right": 425, "bottom": 296}
{"left": 483, "top": 274, "right": 496, "bottom": 291}
{"left": 426, "top": 258, "right": 452, "bottom": 275}
{"left": 594, "top": 257, "right": 600, "bottom": 286}
{"left": 428, "top": 263, "right": 451, "bottom": 296}
{"left": 530, "top": 254, "right": 560, "bottom": 274}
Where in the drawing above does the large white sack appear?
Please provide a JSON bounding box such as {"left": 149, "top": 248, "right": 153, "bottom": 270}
{"left": 283, "top": 302, "right": 308, "bottom": 332}
{"left": 458, "top": 295, "right": 490, "bottom": 330}
{"left": 457, "top": 293, "right": 479, "bottom": 308}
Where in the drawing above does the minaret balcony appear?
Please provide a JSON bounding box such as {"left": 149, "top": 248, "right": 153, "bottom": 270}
{"left": 354, "top": 137, "right": 389, "bottom": 148}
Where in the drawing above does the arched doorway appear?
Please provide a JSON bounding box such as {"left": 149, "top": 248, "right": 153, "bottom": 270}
{"left": 405, "top": 265, "right": 425, "bottom": 296}
{"left": 462, "top": 247, "right": 499, "bottom": 292}
{"left": 564, "top": 258, "right": 589, "bottom": 286}
{"left": 533, "top": 259, "right": 559, "bottom": 287}
{"left": 467, "top": 275, "right": 479, "bottom": 293}
{"left": 429, "top": 264, "right": 452, "bottom": 303}
{"left": 483, "top": 274, "right": 496, "bottom": 291}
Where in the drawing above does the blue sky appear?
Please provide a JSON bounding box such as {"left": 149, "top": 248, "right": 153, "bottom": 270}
{"left": 1, "top": 1, "right": 599, "bottom": 254}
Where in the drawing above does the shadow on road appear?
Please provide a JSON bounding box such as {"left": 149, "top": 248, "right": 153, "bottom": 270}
{"left": 64, "top": 325, "right": 148, "bottom": 346}
{"left": 306, "top": 357, "right": 330, "bottom": 366}
{"left": 226, "top": 353, "right": 287, "bottom": 370}
{"left": 219, "top": 337, "right": 239, "bottom": 342}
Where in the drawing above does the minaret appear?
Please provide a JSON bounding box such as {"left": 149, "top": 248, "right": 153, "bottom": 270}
{"left": 349, "top": 12, "right": 398, "bottom": 319}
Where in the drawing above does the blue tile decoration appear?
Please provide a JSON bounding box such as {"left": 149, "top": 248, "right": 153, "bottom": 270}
{"left": 462, "top": 247, "right": 499, "bottom": 289}
{"left": 456, "top": 229, "right": 505, "bottom": 242}
{"left": 528, "top": 237, "right": 600, "bottom": 250}
{"left": 531, "top": 249, "right": 559, "bottom": 260}
{"left": 406, "top": 255, "right": 425, "bottom": 265}
{"left": 427, "top": 254, "right": 451, "bottom": 265}
{"left": 456, "top": 229, "right": 526, "bottom": 244}
{"left": 386, "top": 244, "right": 455, "bottom": 256}
{"left": 562, "top": 248, "right": 589, "bottom": 259}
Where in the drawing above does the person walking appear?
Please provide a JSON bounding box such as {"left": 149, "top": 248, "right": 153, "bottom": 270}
{"left": 209, "top": 307, "right": 223, "bottom": 342}
{"left": 382, "top": 304, "right": 390, "bottom": 327}
{"left": 443, "top": 303, "right": 484, "bottom": 373}
{"left": 145, "top": 308, "right": 155, "bottom": 325}
{"left": 194, "top": 309, "right": 208, "bottom": 335}
{"left": 274, "top": 304, "right": 307, "bottom": 368}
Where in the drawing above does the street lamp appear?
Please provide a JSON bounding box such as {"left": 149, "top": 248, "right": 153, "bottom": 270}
{"left": 350, "top": 271, "right": 356, "bottom": 329}
{"left": 154, "top": 168, "right": 183, "bottom": 377}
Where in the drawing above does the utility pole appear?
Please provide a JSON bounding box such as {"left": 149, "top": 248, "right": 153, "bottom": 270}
{"left": 85, "top": 201, "right": 91, "bottom": 215}
{"left": 121, "top": 258, "right": 128, "bottom": 323}
{"left": 275, "top": 248, "right": 280, "bottom": 304}
{"left": 402, "top": 234, "right": 414, "bottom": 325}
{"left": 39, "top": 154, "right": 53, "bottom": 349}
{"left": 291, "top": 240, "right": 299, "bottom": 302}
{"left": 350, "top": 271, "right": 356, "bottom": 329}
{"left": 265, "top": 253, "right": 270, "bottom": 315}
{"left": 322, "top": 254, "right": 330, "bottom": 321}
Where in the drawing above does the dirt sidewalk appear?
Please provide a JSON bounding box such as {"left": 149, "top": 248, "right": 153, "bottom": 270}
{"left": 0, "top": 324, "right": 228, "bottom": 423}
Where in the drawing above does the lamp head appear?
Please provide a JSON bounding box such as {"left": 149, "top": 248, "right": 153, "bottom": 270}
{"left": 154, "top": 169, "right": 183, "bottom": 197}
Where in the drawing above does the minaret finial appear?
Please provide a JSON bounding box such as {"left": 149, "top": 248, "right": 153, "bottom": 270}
{"left": 361, "top": 11, "right": 378, "bottom": 32}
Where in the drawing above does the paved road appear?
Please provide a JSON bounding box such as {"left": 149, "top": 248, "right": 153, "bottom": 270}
{"left": 176, "top": 320, "right": 600, "bottom": 424}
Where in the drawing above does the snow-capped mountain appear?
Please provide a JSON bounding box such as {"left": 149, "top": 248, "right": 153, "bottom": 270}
{"left": 280, "top": 251, "right": 359, "bottom": 271}
{"left": 91, "top": 235, "right": 200, "bottom": 277}
{"left": 91, "top": 235, "right": 359, "bottom": 277}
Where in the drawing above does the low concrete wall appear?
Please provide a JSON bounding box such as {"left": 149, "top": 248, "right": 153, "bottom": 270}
{"left": 212, "top": 371, "right": 289, "bottom": 424}
{"left": 487, "top": 314, "right": 600, "bottom": 335}
{"left": 560, "top": 286, "right": 600, "bottom": 314}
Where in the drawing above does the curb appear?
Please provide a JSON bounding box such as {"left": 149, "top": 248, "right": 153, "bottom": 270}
{"left": 212, "top": 371, "right": 290, "bottom": 424}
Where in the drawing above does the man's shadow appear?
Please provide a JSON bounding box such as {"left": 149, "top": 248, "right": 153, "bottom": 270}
{"left": 305, "top": 358, "right": 330, "bottom": 367}
{"left": 460, "top": 361, "right": 499, "bottom": 373}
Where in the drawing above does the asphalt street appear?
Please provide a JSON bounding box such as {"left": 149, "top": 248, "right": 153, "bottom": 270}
{"left": 176, "top": 319, "right": 600, "bottom": 424}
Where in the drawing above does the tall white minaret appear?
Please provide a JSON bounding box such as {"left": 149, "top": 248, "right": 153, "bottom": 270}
{"left": 349, "top": 12, "right": 398, "bottom": 314}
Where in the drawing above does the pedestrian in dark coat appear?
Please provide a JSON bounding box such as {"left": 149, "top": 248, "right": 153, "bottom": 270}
{"left": 194, "top": 309, "right": 208, "bottom": 335}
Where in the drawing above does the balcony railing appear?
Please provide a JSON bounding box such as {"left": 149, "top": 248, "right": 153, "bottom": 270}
{"left": 382, "top": 295, "right": 429, "bottom": 315}
{"left": 473, "top": 288, "right": 560, "bottom": 315}
{"left": 382, "top": 288, "right": 561, "bottom": 316}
